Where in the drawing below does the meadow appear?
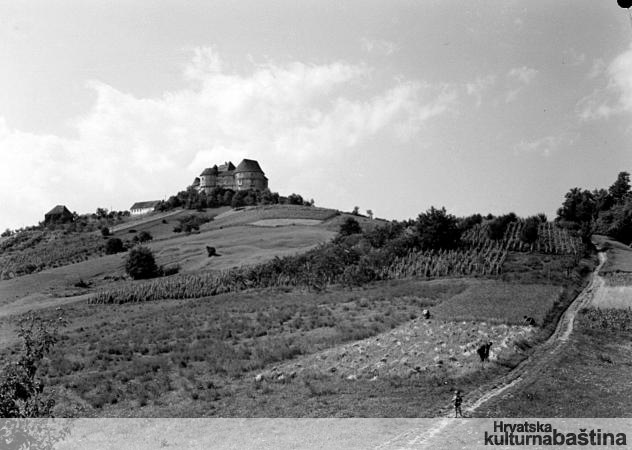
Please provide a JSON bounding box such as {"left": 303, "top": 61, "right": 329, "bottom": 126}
{"left": 0, "top": 232, "right": 105, "bottom": 279}
{"left": 431, "top": 281, "right": 562, "bottom": 325}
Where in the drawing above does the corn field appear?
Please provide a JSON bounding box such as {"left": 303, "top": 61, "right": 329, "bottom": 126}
{"left": 379, "top": 241, "right": 507, "bottom": 279}
{"left": 461, "top": 221, "right": 582, "bottom": 255}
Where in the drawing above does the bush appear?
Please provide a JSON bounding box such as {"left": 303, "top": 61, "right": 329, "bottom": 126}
{"left": 520, "top": 217, "right": 540, "bottom": 244}
{"left": 100, "top": 227, "right": 110, "bottom": 237}
{"left": 416, "top": 206, "right": 461, "bottom": 250}
{"left": 487, "top": 213, "right": 518, "bottom": 240}
{"left": 125, "top": 246, "right": 158, "bottom": 280}
{"left": 105, "top": 238, "right": 125, "bottom": 255}
{"left": 135, "top": 231, "right": 153, "bottom": 243}
{"left": 339, "top": 217, "right": 362, "bottom": 236}
{"left": 0, "top": 314, "right": 66, "bottom": 417}
{"left": 159, "top": 265, "right": 180, "bottom": 277}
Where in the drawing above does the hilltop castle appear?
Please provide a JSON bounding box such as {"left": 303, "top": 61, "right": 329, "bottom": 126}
{"left": 191, "top": 158, "right": 268, "bottom": 194}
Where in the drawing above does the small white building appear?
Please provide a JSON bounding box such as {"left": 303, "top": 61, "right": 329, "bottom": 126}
{"left": 129, "top": 200, "right": 161, "bottom": 216}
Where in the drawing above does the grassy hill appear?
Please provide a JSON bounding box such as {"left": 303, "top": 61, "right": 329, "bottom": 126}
{"left": 0, "top": 204, "right": 605, "bottom": 417}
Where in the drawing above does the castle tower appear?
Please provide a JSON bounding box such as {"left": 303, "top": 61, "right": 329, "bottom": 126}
{"left": 199, "top": 165, "right": 218, "bottom": 194}
{"left": 234, "top": 159, "right": 268, "bottom": 191}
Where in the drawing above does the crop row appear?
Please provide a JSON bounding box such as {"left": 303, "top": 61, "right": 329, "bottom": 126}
{"left": 379, "top": 242, "right": 507, "bottom": 279}
{"left": 461, "top": 221, "right": 581, "bottom": 255}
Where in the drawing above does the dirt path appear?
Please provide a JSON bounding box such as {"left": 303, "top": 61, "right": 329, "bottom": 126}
{"left": 375, "top": 252, "right": 607, "bottom": 449}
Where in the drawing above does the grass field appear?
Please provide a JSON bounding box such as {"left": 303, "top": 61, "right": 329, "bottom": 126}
{"left": 432, "top": 281, "right": 563, "bottom": 326}
{"left": 209, "top": 205, "right": 340, "bottom": 230}
{"left": 0, "top": 269, "right": 585, "bottom": 417}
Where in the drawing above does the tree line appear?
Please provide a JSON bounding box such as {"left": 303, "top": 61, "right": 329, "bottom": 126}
{"left": 556, "top": 171, "right": 631, "bottom": 245}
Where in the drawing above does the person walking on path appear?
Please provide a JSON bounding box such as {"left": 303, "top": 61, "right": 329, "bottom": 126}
{"left": 453, "top": 390, "right": 463, "bottom": 418}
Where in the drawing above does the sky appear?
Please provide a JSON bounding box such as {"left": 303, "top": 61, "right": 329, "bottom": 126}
{"left": 1, "top": 0, "right": 631, "bottom": 230}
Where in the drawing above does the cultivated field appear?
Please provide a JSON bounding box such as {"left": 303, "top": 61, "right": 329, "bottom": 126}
{"left": 593, "top": 234, "right": 632, "bottom": 286}
{"left": 4, "top": 277, "right": 559, "bottom": 417}
{"left": 431, "top": 281, "right": 562, "bottom": 326}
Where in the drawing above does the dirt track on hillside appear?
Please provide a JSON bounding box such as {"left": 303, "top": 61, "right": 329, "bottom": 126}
{"left": 374, "top": 252, "right": 607, "bottom": 449}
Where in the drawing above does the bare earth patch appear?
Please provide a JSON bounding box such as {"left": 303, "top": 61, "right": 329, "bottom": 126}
{"left": 260, "top": 318, "right": 535, "bottom": 381}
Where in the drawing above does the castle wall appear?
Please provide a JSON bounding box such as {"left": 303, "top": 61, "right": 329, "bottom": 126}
{"left": 235, "top": 171, "right": 268, "bottom": 191}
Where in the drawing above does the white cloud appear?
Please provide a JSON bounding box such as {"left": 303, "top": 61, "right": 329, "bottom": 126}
{"left": 0, "top": 47, "right": 454, "bottom": 229}
{"left": 576, "top": 45, "right": 632, "bottom": 120}
{"left": 513, "top": 133, "right": 576, "bottom": 157}
{"left": 505, "top": 66, "right": 538, "bottom": 103}
{"left": 465, "top": 75, "right": 496, "bottom": 107}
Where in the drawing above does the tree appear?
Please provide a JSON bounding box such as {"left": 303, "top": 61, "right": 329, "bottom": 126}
{"left": 556, "top": 188, "right": 595, "bottom": 224}
{"left": 0, "top": 314, "right": 66, "bottom": 418}
{"left": 287, "top": 193, "right": 304, "bottom": 205}
{"left": 416, "top": 206, "right": 461, "bottom": 250}
{"left": 520, "top": 216, "right": 540, "bottom": 244}
{"left": 125, "top": 246, "right": 158, "bottom": 280}
{"left": 592, "top": 188, "right": 613, "bottom": 216}
{"left": 605, "top": 198, "right": 632, "bottom": 244}
{"left": 457, "top": 214, "right": 483, "bottom": 232}
{"left": 351, "top": 206, "right": 360, "bottom": 216}
{"left": 95, "top": 208, "right": 108, "bottom": 219}
{"left": 105, "top": 238, "right": 125, "bottom": 254}
{"left": 366, "top": 209, "right": 374, "bottom": 220}
{"left": 608, "top": 171, "right": 630, "bottom": 204}
{"left": 339, "top": 217, "right": 362, "bottom": 236}
{"left": 487, "top": 213, "right": 518, "bottom": 240}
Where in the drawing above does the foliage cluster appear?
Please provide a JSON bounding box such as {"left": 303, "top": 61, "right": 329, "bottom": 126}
{"left": 557, "top": 171, "right": 632, "bottom": 244}
{"left": 0, "top": 314, "right": 65, "bottom": 418}
{"left": 173, "top": 215, "right": 213, "bottom": 233}
{"left": 156, "top": 186, "right": 314, "bottom": 212}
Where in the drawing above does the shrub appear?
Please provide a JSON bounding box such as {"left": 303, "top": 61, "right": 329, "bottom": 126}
{"left": 519, "top": 217, "right": 540, "bottom": 244}
{"left": 105, "top": 238, "right": 125, "bottom": 255}
{"left": 125, "top": 246, "right": 158, "bottom": 280}
{"left": 0, "top": 314, "right": 66, "bottom": 417}
{"left": 100, "top": 227, "right": 110, "bottom": 237}
{"left": 416, "top": 206, "right": 461, "bottom": 250}
{"left": 339, "top": 217, "right": 362, "bottom": 236}
{"left": 135, "top": 231, "right": 153, "bottom": 243}
{"left": 159, "top": 265, "right": 180, "bottom": 277}
{"left": 487, "top": 213, "right": 518, "bottom": 240}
